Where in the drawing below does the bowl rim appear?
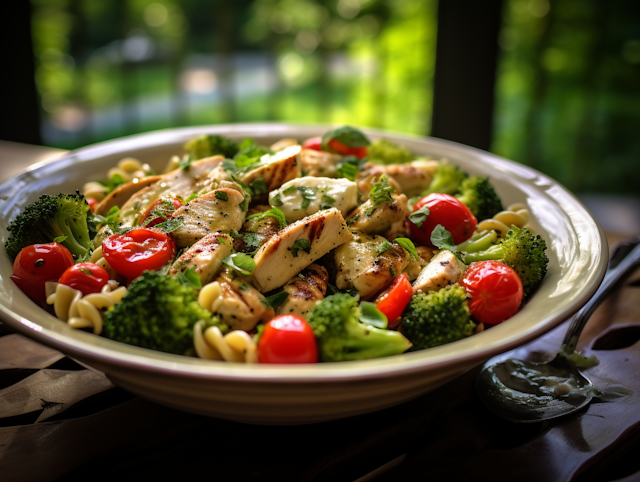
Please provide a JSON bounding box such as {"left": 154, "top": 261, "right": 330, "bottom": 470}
{"left": 0, "top": 122, "right": 609, "bottom": 383}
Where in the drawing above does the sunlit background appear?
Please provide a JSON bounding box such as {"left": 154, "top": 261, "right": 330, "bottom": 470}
{"left": 25, "top": 0, "right": 640, "bottom": 199}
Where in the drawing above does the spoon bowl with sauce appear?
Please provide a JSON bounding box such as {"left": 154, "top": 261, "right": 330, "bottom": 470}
{"left": 476, "top": 237, "right": 640, "bottom": 423}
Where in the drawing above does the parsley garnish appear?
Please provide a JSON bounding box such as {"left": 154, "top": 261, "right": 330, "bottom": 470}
{"left": 408, "top": 205, "right": 430, "bottom": 228}
{"left": 222, "top": 253, "right": 256, "bottom": 277}
{"left": 215, "top": 191, "right": 228, "bottom": 202}
{"left": 260, "top": 291, "right": 289, "bottom": 309}
{"left": 289, "top": 239, "right": 311, "bottom": 257}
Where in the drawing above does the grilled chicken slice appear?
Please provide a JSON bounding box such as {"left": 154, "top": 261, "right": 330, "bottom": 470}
{"left": 94, "top": 175, "right": 162, "bottom": 217}
{"left": 251, "top": 208, "right": 352, "bottom": 292}
{"left": 297, "top": 148, "right": 342, "bottom": 177}
{"left": 270, "top": 138, "right": 299, "bottom": 151}
{"left": 240, "top": 145, "right": 301, "bottom": 192}
{"left": 170, "top": 187, "right": 247, "bottom": 248}
{"left": 233, "top": 205, "right": 282, "bottom": 254}
{"left": 115, "top": 156, "right": 225, "bottom": 228}
{"left": 168, "top": 232, "right": 233, "bottom": 284}
{"left": 333, "top": 230, "right": 413, "bottom": 300}
{"left": 347, "top": 194, "right": 410, "bottom": 237}
{"left": 210, "top": 273, "right": 275, "bottom": 332}
{"left": 358, "top": 160, "right": 439, "bottom": 198}
{"left": 276, "top": 263, "right": 329, "bottom": 317}
{"left": 412, "top": 249, "right": 466, "bottom": 294}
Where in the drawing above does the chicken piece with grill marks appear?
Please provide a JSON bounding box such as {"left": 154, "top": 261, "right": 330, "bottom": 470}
{"left": 357, "top": 160, "right": 439, "bottom": 198}
{"left": 209, "top": 272, "right": 275, "bottom": 332}
{"left": 346, "top": 193, "right": 410, "bottom": 238}
{"left": 412, "top": 249, "right": 466, "bottom": 295}
{"left": 233, "top": 205, "right": 283, "bottom": 254}
{"left": 297, "top": 148, "right": 342, "bottom": 177}
{"left": 168, "top": 232, "right": 233, "bottom": 285}
{"left": 276, "top": 263, "right": 329, "bottom": 317}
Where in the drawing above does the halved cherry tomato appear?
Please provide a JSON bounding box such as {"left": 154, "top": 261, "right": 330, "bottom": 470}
{"left": 408, "top": 193, "right": 477, "bottom": 246}
{"left": 10, "top": 242, "right": 74, "bottom": 302}
{"left": 258, "top": 314, "right": 318, "bottom": 364}
{"left": 59, "top": 262, "right": 110, "bottom": 296}
{"left": 374, "top": 273, "right": 413, "bottom": 328}
{"left": 102, "top": 228, "right": 176, "bottom": 280}
{"left": 326, "top": 138, "right": 367, "bottom": 159}
{"left": 139, "top": 197, "right": 183, "bottom": 228}
{"left": 461, "top": 260, "right": 523, "bottom": 324}
{"left": 86, "top": 197, "right": 97, "bottom": 213}
{"left": 302, "top": 136, "right": 323, "bottom": 151}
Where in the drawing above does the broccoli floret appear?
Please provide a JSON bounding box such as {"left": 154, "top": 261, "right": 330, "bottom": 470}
{"left": 184, "top": 134, "right": 240, "bottom": 160}
{"left": 367, "top": 138, "right": 414, "bottom": 165}
{"left": 463, "top": 226, "right": 549, "bottom": 299}
{"left": 306, "top": 292, "right": 412, "bottom": 362}
{"left": 5, "top": 193, "right": 94, "bottom": 260}
{"left": 421, "top": 163, "right": 468, "bottom": 196}
{"left": 401, "top": 285, "right": 476, "bottom": 350}
{"left": 454, "top": 176, "right": 504, "bottom": 221}
{"left": 103, "top": 271, "right": 227, "bottom": 356}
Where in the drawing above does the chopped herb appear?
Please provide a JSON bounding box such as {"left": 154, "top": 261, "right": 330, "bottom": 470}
{"left": 153, "top": 217, "right": 184, "bottom": 234}
{"left": 246, "top": 208, "right": 287, "bottom": 229}
{"left": 174, "top": 268, "right": 202, "bottom": 289}
{"left": 242, "top": 232, "right": 266, "bottom": 250}
{"left": 321, "top": 194, "right": 336, "bottom": 206}
{"left": 221, "top": 159, "right": 239, "bottom": 173}
{"left": 260, "top": 291, "right": 289, "bottom": 309}
{"left": 321, "top": 125, "right": 371, "bottom": 149}
{"left": 369, "top": 174, "right": 395, "bottom": 207}
{"left": 271, "top": 193, "right": 284, "bottom": 207}
{"left": 395, "top": 237, "right": 419, "bottom": 259}
{"left": 373, "top": 238, "right": 392, "bottom": 257}
{"left": 239, "top": 284, "right": 249, "bottom": 291}
{"left": 297, "top": 186, "right": 317, "bottom": 209}
{"left": 283, "top": 185, "right": 297, "bottom": 195}
{"left": 185, "top": 191, "right": 199, "bottom": 203}
{"left": 215, "top": 191, "right": 228, "bottom": 202}
{"left": 178, "top": 156, "right": 193, "bottom": 172}
{"left": 99, "top": 173, "right": 126, "bottom": 194}
{"left": 430, "top": 224, "right": 457, "bottom": 252}
{"left": 53, "top": 235, "right": 68, "bottom": 243}
{"left": 250, "top": 177, "right": 268, "bottom": 195}
{"left": 289, "top": 239, "right": 311, "bottom": 257}
{"left": 239, "top": 196, "right": 250, "bottom": 212}
{"left": 408, "top": 205, "right": 430, "bottom": 228}
{"left": 222, "top": 253, "right": 256, "bottom": 277}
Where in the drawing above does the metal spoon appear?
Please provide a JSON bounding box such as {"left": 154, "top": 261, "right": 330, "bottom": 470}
{"left": 476, "top": 236, "right": 640, "bottom": 423}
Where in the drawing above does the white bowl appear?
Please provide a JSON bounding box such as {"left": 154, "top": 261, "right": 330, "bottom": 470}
{"left": 0, "top": 123, "right": 608, "bottom": 424}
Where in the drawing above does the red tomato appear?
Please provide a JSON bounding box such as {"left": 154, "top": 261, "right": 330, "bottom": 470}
{"left": 102, "top": 228, "right": 176, "bottom": 280}
{"left": 374, "top": 273, "right": 413, "bottom": 328}
{"left": 59, "top": 262, "right": 110, "bottom": 296}
{"left": 461, "top": 260, "right": 523, "bottom": 325}
{"left": 409, "top": 193, "right": 477, "bottom": 246}
{"left": 258, "top": 315, "right": 318, "bottom": 364}
{"left": 326, "top": 138, "right": 367, "bottom": 159}
{"left": 302, "top": 136, "right": 323, "bottom": 151}
{"left": 86, "top": 197, "right": 97, "bottom": 212}
{"left": 139, "top": 197, "right": 183, "bottom": 228}
{"left": 10, "top": 243, "right": 74, "bottom": 302}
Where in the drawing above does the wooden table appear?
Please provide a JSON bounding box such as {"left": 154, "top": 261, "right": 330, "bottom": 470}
{"left": 1, "top": 143, "right": 639, "bottom": 482}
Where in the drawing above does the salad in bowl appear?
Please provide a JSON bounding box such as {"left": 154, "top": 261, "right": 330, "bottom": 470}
{"left": 5, "top": 125, "right": 549, "bottom": 365}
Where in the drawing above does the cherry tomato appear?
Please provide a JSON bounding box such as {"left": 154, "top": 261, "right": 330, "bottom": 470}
{"left": 409, "top": 193, "right": 477, "bottom": 246}
{"left": 302, "top": 136, "right": 323, "bottom": 151}
{"left": 258, "top": 314, "right": 318, "bottom": 364}
{"left": 86, "top": 197, "right": 97, "bottom": 212}
{"left": 10, "top": 243, "right": 74, "bottom": 302}
{"left": 326, "top": 138, "right": 367, "bottom": 159}
{"left": 102, "top": 228, "right": 176, "bottom": 280}
{"left": 59, "top": 262, "right": 110, "bottom": 296}
{"left": 139, "top": 197, "right": 183, "bottom": 228}
{"left": 374, "top": 273, "right": 413, "bottom": 328}
{"left": 461, "top": 260, "right": 523, "bottom": 325}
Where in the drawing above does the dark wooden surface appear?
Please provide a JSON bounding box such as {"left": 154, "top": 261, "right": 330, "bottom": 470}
{"left": 1, "top": 234, "right": 639, "bottom": 482}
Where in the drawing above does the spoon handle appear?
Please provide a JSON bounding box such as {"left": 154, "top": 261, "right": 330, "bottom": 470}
{"left": 562, "top": 236, "right": 640, "bottom": 350}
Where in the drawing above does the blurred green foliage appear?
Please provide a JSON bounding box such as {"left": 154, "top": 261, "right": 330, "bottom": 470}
{"left": 30, "top": 0, "right": 640, "bottom": 195}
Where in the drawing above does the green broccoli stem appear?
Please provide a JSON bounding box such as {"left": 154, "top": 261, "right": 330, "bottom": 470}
{"left": 457, "top": 230, "right": 498, "bottom": 254}
{"left": 462, "top": 244, "right": 504, "bottom": 264}
{"left": 340, "top": 321, "right": 413, "bottom": 361}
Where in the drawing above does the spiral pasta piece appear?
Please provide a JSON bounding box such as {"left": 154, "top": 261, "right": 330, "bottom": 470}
{"left": 46, "top": 281, "right": 127, "bottom": 335}
{"left": 193, "top": 321, "right": 258, "bottom": 363}
{"left": 475, "top": 204, "right": 532, "bottom": 237}
{"left": 89, "top": 246, "right": 118, "bottom": 280}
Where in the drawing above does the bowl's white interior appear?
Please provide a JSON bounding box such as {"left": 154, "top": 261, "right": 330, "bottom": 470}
{"left": 0, "top": 123, "right": 608, "bottom": 383}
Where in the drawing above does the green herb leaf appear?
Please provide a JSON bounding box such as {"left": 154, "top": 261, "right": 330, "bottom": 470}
{"left": 250, "top": 177, "right": 268, "bottom": 195}
{"left": 408, "top": 205, "right": 430, "bottom": 228}
{"left": 297, "top": 186, "right": 317, "bottom": 209}
{"left": 321, "top": 126, "right": 371, "bottom": 149}
{"left": 53, "top": 235, "right": 68, "bottom": 243}
{"left": 321, "top": 194, "right": 336, "bottom": 206}
{"left": 271, "top": 193, "right": 284, "bottom": 207}
{"left": 431, "top": 224, "right": 457, "bottom": 252}
{"left": 369, "top": 174, "right": 394, "bottom": 207}
{"left": 153, "top": 217, "right": 184, "bottom": 234}
{"left": 395, "top": 237, "right": 419, "bottom": 259}
{"left": 179, "top": 156, "right": 193, "bottom": 172}
{"left": 215, "top": 191, "right": 228, "bottom": 202}
{"left": 373, "top": 238, "right": 392, "bottom": 257}
{"left": 336, "top": 160, "right": 359, "bottom": 181}
{"left": 260, "top": 291, "right": 290, "bottom": 309}
{"left": 289, "top": 239, "right": 311, "bottom": 257}
{"left": 185, "top": 191, "right": 199, "bottom": 203}
{"left": 246, "top": 207, "right": 287, "bottom": 229}
{"left": 174, "top": 268, "right": 202, "bottom": 289}
{"left": 222, "top": 253, "right": 256, "bottom": 276}
{"left": 359, "top": 301, "right": 388, "bottom": 329}
{"left": 242, "top": 232, "right": 266, "bottom": 250}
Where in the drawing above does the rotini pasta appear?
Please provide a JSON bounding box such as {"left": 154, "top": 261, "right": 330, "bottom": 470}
{"left": 193, "top": 320, "right": 258, "bottom": 363}
{"left": 475, "top": 203, "right": 532, "bottom": 237}
{"left": 82, "top": 157, "right": 153, "bottom": 201}
{"left": 89, "top": 246, "right": 118, "bottom": 280}
{"left": 46, "top": 280, "right": 127, "bottom": 335}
